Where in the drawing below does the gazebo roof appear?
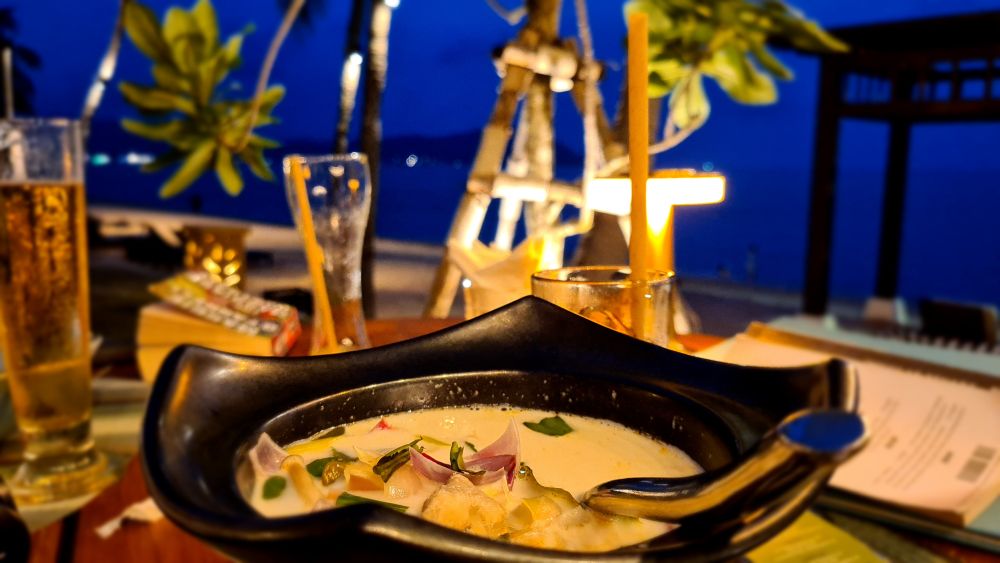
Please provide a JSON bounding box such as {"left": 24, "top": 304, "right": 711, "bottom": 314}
{"left": 830, "top": 10, "right": 1000, "bottom": 53}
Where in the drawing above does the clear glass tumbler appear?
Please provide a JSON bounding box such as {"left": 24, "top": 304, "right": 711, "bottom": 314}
{"left": 531, "top": 266, "right": 676, "bottom": 348}
{"left": 0, "top": 119, "right": 110, "bottom": 503}
{"left": 283, "top": 153, "right": 371, "bottom": 352}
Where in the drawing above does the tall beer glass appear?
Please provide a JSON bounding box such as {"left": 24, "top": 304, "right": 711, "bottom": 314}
{"left": 0, "top": 119, "right": 108, "bottom": 503}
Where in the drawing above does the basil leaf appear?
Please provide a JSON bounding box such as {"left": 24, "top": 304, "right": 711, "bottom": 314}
{"left": 262, "top": 476, "right": 286, "bottom": 500}
{"left": 335, "top": 492, "right": 407, "bottom": 513}
{"left": 523, "top": 415, "right": 573, "bottom": 437}
{"left": 330, "top": 449, "right": 357, "bottom": 463}
{"left": 464, "top": 441, "right": 478, "bottom": 453}
{"left": 306, "top": 457, "right": 333, "bottom": 478}
{"left": 315, "top": 425, "right": 346, "bottom": 440}
{"left": 372, "top": 439, "right": 422, "bottom": 482}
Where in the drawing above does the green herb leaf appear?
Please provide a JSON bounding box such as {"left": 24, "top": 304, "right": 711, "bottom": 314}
{"left": 372, "top": 439, "right": 422, "bottom": 482}
{"left": 329, "top": 449, "right": 357, "bottom": 463}
{"left": 262, "top": 475, "right": 286, "bottom": 500}
{"left": 523, "top": 415, "right": 574, "bottom": 437}
{"left": 464, "top": 441, "right": 478, "bottom": 453}
{"left": 305, "top": 457, "right": 333, "bottom": 478}
{"left": 315, "top": 426, "right": 346, "bottom": 440}
{"left": 335, "top": 492, "right": 407, "bottom": 512}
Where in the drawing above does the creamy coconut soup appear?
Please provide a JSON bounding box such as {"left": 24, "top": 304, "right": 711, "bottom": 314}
{"left": 246, "top": 406, "right": 701, "bottom": 552}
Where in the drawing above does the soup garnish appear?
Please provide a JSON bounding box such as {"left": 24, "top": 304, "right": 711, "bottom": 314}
{"left": 246, "top": 406, "right": 701, "bottom": 552}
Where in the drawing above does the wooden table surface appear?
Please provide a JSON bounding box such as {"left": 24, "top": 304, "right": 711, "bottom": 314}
{"left": 25, "top": 320, "right": 1000, "bottom": 562}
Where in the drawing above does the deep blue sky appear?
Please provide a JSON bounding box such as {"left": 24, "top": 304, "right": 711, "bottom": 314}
{"left": 7, "top": 0, "right": 1000, "bottom": 304}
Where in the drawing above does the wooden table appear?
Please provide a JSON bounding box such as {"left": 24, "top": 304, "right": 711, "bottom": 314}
{"left": 25, "top": 321, "right": 1000, "bottom": 562}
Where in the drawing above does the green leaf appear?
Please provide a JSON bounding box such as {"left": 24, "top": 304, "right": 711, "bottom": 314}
{"left": 214, "top": 146, "right": 243, "bottom": 196}
{"left": 448, "top": 442, "right": 485, "bottom": 475}
{"left": 123, "top": 1, "right": 171, "bottom": 64}
{"left": 121, "top": 118, "right": 186, "bottom": 141}
{"left": 191, "top": 0, "right": 219, "bottom": 52}
{"left": 248, "top": 134, "right": 280, "bottom": 149}
{"left": 305, "top": 457, "right": 337, "bottom": 478}
{"left": 262, "top": 475, "right": 286, "bottom": 500}
{"left": 750, "top": 44, "right": 793, "bottom": 81}
{"left": 119, "top": 81, "right": 196, "bottom": 115}
{"left": 195, "top": 53, "right": 226, "bottom": 106}
{"left": 141, "top": 149, "right": 185, "bottom": 173}
{"left": 523, "top": 415, "right": 573, "bottom": 437}
{"left": 258, "top": 85, "right": 286, "bottom": 113}
{"left": 668, "top": 73, "right": 710, "bottom": 129}
{"left": 464, "top": 441, "right": 478, "bottom": 453}
{"left": 160, "top": 140, "right": 216, "bottom": 197}
{"left": 335, "top": 492, "right": 407, "bottom": 512}
{"left": 152, "top": 64, "right": 191, "bottom": 93}
{"left": 705, "top": 46, "right": 776, "bottom": 104}
{"left": 237, "top": 147, "right": 274, "bottom": 181}
{"left": 648, "top": 59, "right": 689, "bottom": 98}
{"left": 163, "top": 7, "right": 202, "bottom": 72}
{"left": 329, "top": 449, "right": 357, "bottom": 463}
{"left": 220, "top": 33, "right": 244, "bottom": 67}
{"left": 372, "top": 439, "right": 422, "bottom": 482}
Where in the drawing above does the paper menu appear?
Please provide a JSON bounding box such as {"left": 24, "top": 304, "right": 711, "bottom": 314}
{"left": 701, "top": 335, "right": 1000, "bottom": 525}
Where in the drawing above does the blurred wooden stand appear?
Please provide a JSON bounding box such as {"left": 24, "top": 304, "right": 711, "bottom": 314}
{"left": 423, "top": 0, "right": 610, "bottom": 318}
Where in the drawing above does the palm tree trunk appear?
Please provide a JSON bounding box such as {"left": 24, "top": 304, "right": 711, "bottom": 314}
{"left": 80, "top": 0, "right": 128, "bottom": 140}
{"left": 359, "top": 0, "right": 393, "bottom": 318}
{"left": 333, "top": 0, "right": 367, "bottom": 153}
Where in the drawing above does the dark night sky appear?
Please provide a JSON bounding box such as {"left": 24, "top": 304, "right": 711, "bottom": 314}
{"left": 6, "top": 0, "right": 1000, "bottom": 304}
{"left": 11, "top": 0, "right": 1000, "bottom": 142}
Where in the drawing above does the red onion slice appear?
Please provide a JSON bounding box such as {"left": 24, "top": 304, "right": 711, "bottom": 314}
{"left": 250, "top": 432, "right": 287, "bottom": 473}
{"left": 467, "top": 468, "right": 506, "bottom": 486}
{"left": 465, "top": 454, "right": 515, "bottom": 473}
{"left": 408, "top": 448, "right": 455, "bottom": 484}
{"left": 466, "top": 421, "right": 520, "bottom": 488}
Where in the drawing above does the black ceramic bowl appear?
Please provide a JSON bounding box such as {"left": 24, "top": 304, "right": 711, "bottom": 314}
{"left": 142, "top": 297, "right": 857, "bottom": 562}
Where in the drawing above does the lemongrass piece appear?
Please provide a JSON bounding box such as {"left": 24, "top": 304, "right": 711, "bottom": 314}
{"left": 281, "top": 455, "right": 322, "bottom": 508}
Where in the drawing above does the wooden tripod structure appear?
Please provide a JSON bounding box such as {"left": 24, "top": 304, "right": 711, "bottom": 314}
{"left": 424, "top": 0, "right": 617, "bottom": 318}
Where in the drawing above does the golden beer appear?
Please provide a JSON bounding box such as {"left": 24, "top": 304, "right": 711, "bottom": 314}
{"left": 0, "top": 120, "right": 108, "bottom": 503}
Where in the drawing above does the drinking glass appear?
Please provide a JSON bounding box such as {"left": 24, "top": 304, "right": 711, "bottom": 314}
{"left": 0, "top": 119, "right": 110, "bottom": 503}
{"left": 531, "top": 266, "right": 676, "bottom": 348}
{"left": 283, "top": 153, "right": 371, "bottom": 352}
